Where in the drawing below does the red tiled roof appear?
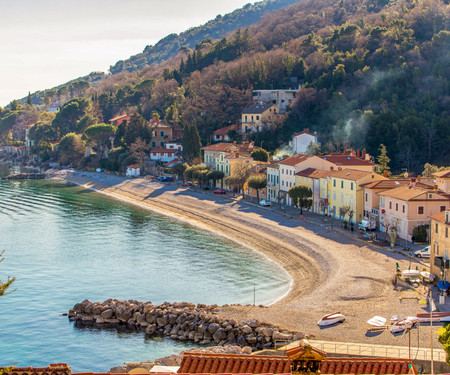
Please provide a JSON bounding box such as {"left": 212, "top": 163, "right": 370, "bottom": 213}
{"left": 202, "top": 143, "right": 237, "bottom": 152}
{"left": 177, "top": 354, "right": 416, "bottom": 375}
{"left": 433, "top": 170, "right": 450, "bottom": 178}
{"left": 179, "top": 353, "right": 291, "bottom": 374}
{"left": 127, "top": 164, "right": 140, "bottom": 169}
{"left": 378, "top": 186, "right": 450, "bottom": 201}
{"left": 201, "top": 142, "right": 259, "bottom": 154}
{"left": 361, "top": 179, "right": 434, "bottom": 190}
{"left": 295, "top": 168, "right": 332, "bottom": 179}
{"left": 321, "top": 155, "right": 373, "bottom": 166}
{"left": 1, "top": 364, "right": 71, "bottom": 375}
{"left": 320, "top": 358, "right": 416, "bottom": 375}
{"left": 292, "top": 128, "right": 315, "bottom": 137}
{"left": 279, "top": 154, "right": 311, "bottom": 166}
{"left": 213, "top": 124, "right": 239, "bottom": 136}
{"left": 109, "top": 114, "right": 130, "bottom": 122}
{"left": 151, "top": 147, "right": 177, "bottom": 154}
{"left": 329, "top": 169, "right": 374, "bottom": 181}
{"left": 429, "top": 210, "right": 449, "bottom": 224}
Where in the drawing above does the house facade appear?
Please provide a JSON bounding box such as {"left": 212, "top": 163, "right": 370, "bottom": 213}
{"left": 377, "top": 186, "right": 450, "bottom": 240}
{"left": 126, "top": 164, "right": 141, "bottom": 177}
{"left": 213, "top": 124, "right": 239, "bottom": 142}
{"left": 267, "top": 163, "right": 281, "bottom": 202}
{"left": 290, "top": 128, "right": 318, "bottom": 154}
{"left": 430, "top": 210, "right": 450, "bottom": 281}
{"left": 252, "top": 89, "right": 299, "bottom": 112}
{"left": 241, "top": 103, "right": 280, "bottom": 133}
{"left": 434, "top": 170, "right": 450, "bottom": 193}
{"left": 109, "top": 114, "right": 131, "bottom": 127}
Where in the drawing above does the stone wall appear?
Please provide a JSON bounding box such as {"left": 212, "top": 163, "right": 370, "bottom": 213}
{"left": 69, "top": 299, "right": 306, "bottom": 352}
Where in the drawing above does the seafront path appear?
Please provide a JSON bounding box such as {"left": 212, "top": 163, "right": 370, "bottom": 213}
{"left": 54, "top": 170, "right": 446, "bottom": 353}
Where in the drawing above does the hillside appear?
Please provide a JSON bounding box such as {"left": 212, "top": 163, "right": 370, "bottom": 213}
{"left": 109, "top": 0, "right": 300, "bottom": 74}
{"left": 2, "top": 0, "right": 449, "bottom": 174}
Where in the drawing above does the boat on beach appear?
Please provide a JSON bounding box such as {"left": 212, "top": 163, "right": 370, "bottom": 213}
{"left": 318, "top": 312, "right": 345, "bottom": 327}
{"left": 416, "top": 312, "right": 450, "bottom": 323}
{"left": 391, "top": 317, "right": 418, "bottom": 333}
{"left": 367, "top": 316, "right": 388, "bottom": 331}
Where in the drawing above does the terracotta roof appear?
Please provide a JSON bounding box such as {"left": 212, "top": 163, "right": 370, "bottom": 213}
{"left": 433, "top": 170, "right": 450, "bottom": 178}
{"left": 1, "top": 364, "right": 71, "bottom": 375}
{"left": 213, "top": 124, "right": 239, "bottom": 136}
{"left": 321, "top": 154, "right": 373, "bottom": 166}
{"left": 295, "top": 168, "right": 331, "bottom": 179}
{"left": 361, "top": 179, "right": 434, "bottom": 190}
{"left": 127, "top": 164, "right": 140, "bottom": 169}
{"left": 329, "top": 169, "right": 374, "bottom": 181}
{"left": 178, "top": 354, "right": 416, "bottom": 375}
{"left": 201, "top": 142, "right": 258, "bottom": 154}
{"left": 429, "top": 210, "right": 449, "bottom": 224}
{"left": 292, "top": 128, "right": 315, "bottom": 137}
{"left": 320, "top": 358, "right": 416, "bottom": 375}
{"left": 109, "top": 114, "right": 130, "bottom": 122}
{"left": 151, "top": 147, "right": 177, "bottom": 154}
{"left": 378, "top": 186, "right": 450, "bottom": 201}
{"left": 179, "top": 353, "right": 291, "bottom": 374}
{"left": 242, "top": 103, "right": 277, "bottom": 114}
{"left": 279, "top": 154, "right": 312, "bottom": 166}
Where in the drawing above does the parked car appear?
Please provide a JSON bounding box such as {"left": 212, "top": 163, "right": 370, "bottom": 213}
{"left": 415, "top": 246, "right": 431, "bottom": 258}
{"left": 181, "top": 181, "right": 192, "bottom": 187}
{"left": 158, "top": 176, "right": 174, "bottom": 182}
{"left": 259, "top": 200, "right": 271, "bottom": 207}
{"left": 150, "top": 176, "right": 159, "bottom": 181}
{"left": 358, "top": 219, "right": 377, "bottom": 231}
{"left": 213, "top": 188, "right": 226, "bottom": 195}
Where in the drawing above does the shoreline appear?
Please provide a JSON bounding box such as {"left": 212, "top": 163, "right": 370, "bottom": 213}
{"left": 52, "top": 170, "right": 439, "bottom": 349}
{"left": 57, "top": 172, "right": 294, "bottom": 306}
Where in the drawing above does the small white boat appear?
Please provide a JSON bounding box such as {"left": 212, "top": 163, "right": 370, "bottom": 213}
{"left": 367, "top": 316, "right": 387, "bottom": 330}
{"left": 318, "top": 312, "right": 345, "bottom": 327}
{"left": 391, "top": 317, "right": 418, "bottom": 333}
{"left": 416, "top": 312, "right": 450, "bottom": 323}
{"left": 420, "top": 271, "right": 435, "bottom": 283}
{"left": 402, "top": 269, "right": 420, "bottom": 279}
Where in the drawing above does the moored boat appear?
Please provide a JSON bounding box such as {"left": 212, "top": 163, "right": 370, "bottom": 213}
{"left": 416, "top": 312, "right": 450, "bottom": 323}
{"left": 318, "top": 312, "right": 345, "bottom": 327}
{"left": 391, "top": 317, "right": 417, "bottom": 333}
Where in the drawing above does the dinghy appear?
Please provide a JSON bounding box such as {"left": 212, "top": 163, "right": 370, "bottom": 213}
{"left": 318, "top": 312, "right": 345, "bottom": 327}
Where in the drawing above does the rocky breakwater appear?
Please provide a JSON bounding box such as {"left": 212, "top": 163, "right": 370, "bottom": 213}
{"left": 69, "top": 299, "right": 306, "bottom": 351}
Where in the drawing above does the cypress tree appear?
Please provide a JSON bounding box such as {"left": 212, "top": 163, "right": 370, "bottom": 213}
{"left": 181, "top": 124, "right": 202, "bottom": 164}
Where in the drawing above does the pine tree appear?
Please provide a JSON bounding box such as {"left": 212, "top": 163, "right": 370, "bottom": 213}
{"left": 27, "top": 92, "right": 32, "bottom": 106}
{"left": 181, "top": 124, "right": 202, "bottom": 164}
{"left": 377, "top": 144, "right": 391, "bottom": 176}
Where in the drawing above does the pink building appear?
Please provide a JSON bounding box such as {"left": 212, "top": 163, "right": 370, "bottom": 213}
{"left": 377, "top": 186, "right": 450, "bottom": 240}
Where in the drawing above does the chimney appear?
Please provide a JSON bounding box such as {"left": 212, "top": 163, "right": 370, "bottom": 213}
{"left": 384, "top": 170, "right": 387, "bottom": 177}
{"left": 330, "top": 166, "right": 334, "bottom": 171}
{"left": 233, "top": 141, "right": 237, "bottom": 144}
{"left": 417, "top": 175, "right": 421, "bottom": 182}
{"left": 235, "top": 152, "right": 239, "bottom": 158}
{"left": 362, "top": 148, "right": 367, "bottom": 159}
{"left": 409, "top": 178, "right": 416, "bottom": 188}
{"left": 304, "top": 128, "right": 309, "bottom": 133}
{"left": 338, "top": 167, "right": 342, "bottom": 171}
{"left": 357, "top": 149, "right": 361, "bottom": 158}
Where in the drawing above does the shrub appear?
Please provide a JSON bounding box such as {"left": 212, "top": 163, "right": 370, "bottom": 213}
{"left": 413, "top": 224, "right": 429, "bottom": 242}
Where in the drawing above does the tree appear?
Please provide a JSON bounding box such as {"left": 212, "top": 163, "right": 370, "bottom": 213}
{"left": 181, "top": 124, "right": 202, "bottom": 164}
{"left": 184, "top": 164, "right": 210, "bottom": 185}
{"left": 0, "top": 250, "right": 16, "bottom": 296}
{"left": 208, "top": 170, "right": 225, "bottom": 188}
{"left": 122, "top": 114, "right": 152, "bottom": 147}
{"left": 27, "top": 92, "right": 32, "bottom": 106}
{"left": 247, "top": 175, "right": 267, "bottom": 202}
{"left": 170, "top": 163, "right": 188, "bottom": 180}
{"left": 52, "top": 97, "right": 90, "bottom": 137}
{"left": 251, "top": 148, "right": 269, "bottom": 162}
{"left": 129, "top": 137, "right": 150, "bottom": 171}
{"left": 225, "top": 161, "right": 251, "bottom": 198}
{"left": 85, "top": 123, "right": 117, "bottom": 159}
{"left": 58, "top": 133, "right": 85, "bottom": 166}
{"left": 288, "top": 185, "right": 312, "bottom": 214}
{"left": 305, "top": 141, "right": 321, "bottom": 155}
{"left": 377, "top": 144, "right": 391, "bottom": 176}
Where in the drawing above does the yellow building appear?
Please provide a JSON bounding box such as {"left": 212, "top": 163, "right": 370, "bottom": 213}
{"left": 430, "top": 211, "right": 450, "bottom": 281}
{"left": 241, "top": 103, "right": 282, "bottom": 133}
{"left": 328, "top": 169, "right": 387, "bottom": 223}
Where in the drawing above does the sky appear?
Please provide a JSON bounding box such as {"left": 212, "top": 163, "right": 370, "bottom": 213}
{"left": 0, "top": 0, "right": 254, "bottom": 107}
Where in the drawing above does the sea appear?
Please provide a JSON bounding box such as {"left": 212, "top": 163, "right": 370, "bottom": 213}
{"left": 0, "top": 164, "right": 290, "bottom": 372}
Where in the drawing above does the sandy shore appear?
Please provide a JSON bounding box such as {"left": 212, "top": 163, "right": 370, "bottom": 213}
{"left": 55, "top": 171, "right": 438, "bottom": 349}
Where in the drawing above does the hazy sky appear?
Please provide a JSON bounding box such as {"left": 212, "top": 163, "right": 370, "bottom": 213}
{"left": 0, "top": 0, "right": 253, "bottom": 106}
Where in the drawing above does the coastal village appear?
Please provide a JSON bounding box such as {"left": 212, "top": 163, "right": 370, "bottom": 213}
{"left": 1, "top": 0, "right": 450, "bottom": 372}
{"left": 1, "top": 85, "right": 450, "bottom": 375}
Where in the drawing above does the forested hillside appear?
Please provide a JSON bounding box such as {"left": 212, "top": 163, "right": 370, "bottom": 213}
{"left": 1, "top": 0, "right": 449, "bottom": 173}
{"left": 109, "top": 0, "right": 299, "bottom": 74}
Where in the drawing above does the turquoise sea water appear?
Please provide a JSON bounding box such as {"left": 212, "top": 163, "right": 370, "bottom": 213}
{"left": 0, "top": 167, "right": 290, "bottom": 372}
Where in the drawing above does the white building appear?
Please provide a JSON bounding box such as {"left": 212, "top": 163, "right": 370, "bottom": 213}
{"left": 126, "top": 165, "right": 141, "bottom": 177}
{"left": 252, "top": 89, "right": 299, "bottom": 112}
{"left": 150, "top": 147, "right": 179, "bottom": 162}
{"left": 290, "top": 128, "right": 319, "bottom": 154}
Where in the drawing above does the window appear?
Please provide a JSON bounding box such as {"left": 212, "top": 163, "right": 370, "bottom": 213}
{"left": 154, "top": 131, "right": 157, "bottom": 137}
{"left": 152, "top": 141, "right": 156, "bottom": 147}
{"left": 365, "top": 193, "right": 368, "bottom": 202}
{"left": 418, "top": 206, "right": 424, "bottom": 215}
{"left": 446, "top": 227, "right": 448, "bottom": 238}
{"left": 282, "top": 181, "right": 284, "bottom": 186}
{"left": 395, "top": 203, "right": 398, "bottom": 211}
{"left": 160, "top": 131, "right": 164, "bottom": 137}
{"left": 251, "top": 116, "right": 254, "bottom": 121}
{"left": 341, "top": 194, "right": 343, "bottom": 203}
{"left": 245, "top": 116, "right": 247, "bottom": 122}
{"left": 441, "top": 206, "right": 446, "bottom": 212}
{"left": 380, "top": 196, "right": 385, "bottom": 207}
{"left": 389, "top": 201, "right": 392, "bottom": 209}
{"left": 351, "top": 183, "right": 353, "bottom": 190}
{"left": 256, "top": 116, "right": 259, "bottom": 120}
{"left": 341, "top": 181, "right": 344, "bottom": 188}
{"left": 282, "top": 169, "right": 284, "bottom": 174}
{"left": 333, "top": 179, "right": 336, "bottom": 187}
{"left": 333, "top": 192, "right": 336, "bottom": 200}
{"left": 160, "top": 141, "right": 164, "bottom": 147}
{"left": 436, "top": 223, "right": 439, "bottom": 233}
{"left": 402, "top": 205, "right": 405, "bottom": 213}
